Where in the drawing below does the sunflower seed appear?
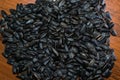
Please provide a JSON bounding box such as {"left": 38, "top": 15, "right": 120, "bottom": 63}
{"left": 52, "top": 47, "right": 59, "bottom": 56}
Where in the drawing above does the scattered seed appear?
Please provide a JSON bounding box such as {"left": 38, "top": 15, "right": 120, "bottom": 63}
{"left": 0, "top": 0, "right": 116, "bottom": 80}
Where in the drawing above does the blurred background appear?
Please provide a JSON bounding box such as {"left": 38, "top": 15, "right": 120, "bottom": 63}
{"left": 0, "top": 0, "right": 120, "bottom": 80}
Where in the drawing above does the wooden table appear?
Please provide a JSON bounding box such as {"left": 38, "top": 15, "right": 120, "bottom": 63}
{"left": 0, "top": 0, "right": 120, "bottom": 80}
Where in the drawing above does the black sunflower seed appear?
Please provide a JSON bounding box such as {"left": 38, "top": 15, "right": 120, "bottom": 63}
{"left": 110, "top": 29, "right": 117, "bottom": 36}
{"left": 1, "top": 10, "right": 8, "bottom": 18}
{"left": 52, "top": 47, "right": 59, "bottom": 56}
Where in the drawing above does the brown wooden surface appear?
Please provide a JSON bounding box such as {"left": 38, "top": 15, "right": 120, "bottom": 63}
{"left": 0, "top": 0, "right": 120, "bottom": 80}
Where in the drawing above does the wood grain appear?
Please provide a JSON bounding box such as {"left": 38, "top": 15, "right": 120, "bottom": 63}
{"left": 0, "top": 0, "right": 120, "bottom": 80}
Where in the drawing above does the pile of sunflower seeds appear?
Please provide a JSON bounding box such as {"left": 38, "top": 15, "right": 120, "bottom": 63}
{"left": 0, "top": 0, "right": 117, "bottom": 80}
